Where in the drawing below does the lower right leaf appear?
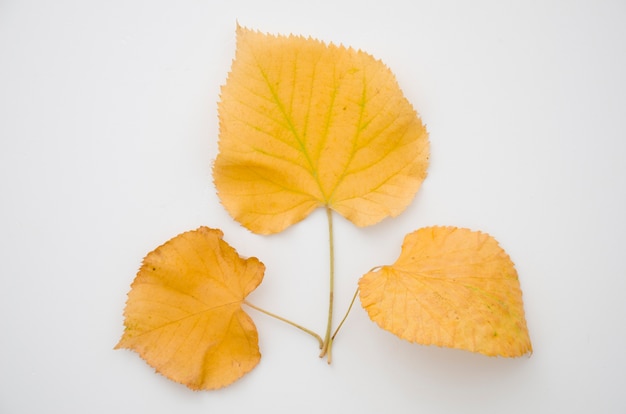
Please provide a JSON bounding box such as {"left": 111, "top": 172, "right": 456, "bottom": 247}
{"left": 359, "top": 226, "right": 532, "bottom": 357}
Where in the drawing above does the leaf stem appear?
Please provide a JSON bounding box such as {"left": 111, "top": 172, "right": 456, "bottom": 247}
{"left": 331, "top": 287, "right": 359, "bottom": 340}
{"left": 244, "top": 301, "right": 323, "bottom": 348}
{"left": 319, "top": 206, "right": 335, "bottom": 363}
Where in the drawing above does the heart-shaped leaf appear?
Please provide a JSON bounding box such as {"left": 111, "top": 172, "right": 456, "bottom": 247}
{"left": 214, "top": 26, "right": 429, "bottom": 234}
{"left": 359, "top": 226, "right": 532, "bottom": 357}
{"left": 116, "top": 227, "right": 265, "bottom": 390}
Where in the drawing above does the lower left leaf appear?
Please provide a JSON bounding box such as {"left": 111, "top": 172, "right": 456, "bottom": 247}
{"left": 115, "top": 226, "right": 265, "bottom": 390}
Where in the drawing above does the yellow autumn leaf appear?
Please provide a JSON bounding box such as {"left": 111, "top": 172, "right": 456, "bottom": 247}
{"left": 214, "top": 26, "right": 429, "bottom": 234}
{"left": 115, "top": 227, "right": 265, "bottom": 390}
{"left": 359, "top": 226, "right": 532, "bottom": 357}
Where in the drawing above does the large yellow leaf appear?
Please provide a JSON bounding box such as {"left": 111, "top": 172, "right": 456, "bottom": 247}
{"left": 115, "top": 227, "right": 265, "bottom": 390}
{"left": 359, "top": 226, "right": 532, "bottom": 357}
{"left": 214, "top": 27, "right": 429, "bottom": 234}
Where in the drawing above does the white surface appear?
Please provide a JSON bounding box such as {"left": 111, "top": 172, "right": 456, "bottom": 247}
{"left": 1, "top": 1, "right": 625, "bottom": 413}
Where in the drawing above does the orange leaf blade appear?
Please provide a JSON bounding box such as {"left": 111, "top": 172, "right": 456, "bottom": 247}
{"left": 116, "top": 227, "right": 265, "bottom": 390}
{"left": 359, "top": 226, "right": 532, "bottom": 357}
{"left": 214, "top": 26, "right": 429, "bottom": 234}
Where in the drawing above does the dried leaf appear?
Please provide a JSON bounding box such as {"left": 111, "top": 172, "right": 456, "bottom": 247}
{"left": 214, "top": 26, "right": 429, "bottom": 234}
{"left": 115, "top": 227, "right": 265, "bottom": 390}
{"left": 359, "top": 226, "right": 531, "bottom": 357}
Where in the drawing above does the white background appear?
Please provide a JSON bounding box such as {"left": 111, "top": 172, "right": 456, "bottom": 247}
{"left": 1, "top": 1, "right": 625, "bottom": 413}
